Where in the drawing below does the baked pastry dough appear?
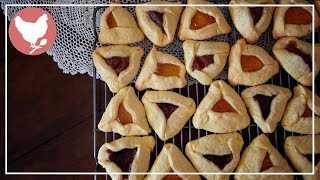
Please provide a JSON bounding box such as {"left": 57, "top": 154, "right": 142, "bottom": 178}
{"left": 141, "top": 91, "right": 196, "bottom": 141}
{"left": 135, "top": 46, "right": 187, "bottom": 91}
{"left": 98, "top": 86, "right": 151, "bottom": 136}
{"left": 192, "top": 80, "right": 250, "bottom": 133}
{"left": 185, "top": 132, "right": 244, "bottom": 180}
{"left": 183, "top": 40, "right": 230, "bottom": 85}
{"left": 281, "top": 84, "right": 320, "bottom": 134}
{"left": 99, "top": 4, "right": 144, "bottom": 44}
{"left": 241, "top": 84, "right": 292, "bottom": 133}
{"left": 235, "top": 134, "right": 293, "bottom": 180}
{"left": 93, "top": 45, "right": 144, "bottom": 93}
{"left": 228, "top": 39, "right": 279, "bottom": 86}
{"left": 178, "top": 0, "right": 231, "bottom": 41}
{"left": 145, "top": 143, "right": 200, "bottom": 180}
{"left": 135, "top": 1, "right": 182, "bottom": 47}
{"left": 316, "top": 0, "right": 320, "bottom": 17}
{"left": 229, "top": 0, "right": 275, "bottom": 44}
{"left": 98, "top": 136, "right": 155, "bottom": 180}
{"left": 272, "top": 37, "right": 320, "bottom": 86}
{"left": 273, "top": 0, "right": 320, "bottom": 39}
{"left": 284, "top": 135, "right": 320, "bottom": 180}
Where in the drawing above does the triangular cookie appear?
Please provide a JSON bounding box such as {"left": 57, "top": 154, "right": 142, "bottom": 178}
{"left": 92, "top": 45, "right": 144, "bottom": 93}
{"left": 273, "top": 0, "right": 320, "bottom": 39}
{"left": 185, "top": 132, "right": 244, "bottom": 180}
{"left": 183, "top": 40, "right": 230, "bottom": 85}
{"left": 98, "top": 86, "right": 151, "bottom": 136}
{"left": 235, "top": 134, "right": 293, "bottom": 180}
{"left": 282, "top": 85, "right": 320, "bottom": 134}
{"left": 142, "top": 91, "right": 196, "bottom": 141}
{"left": 284, "top": 135, "right": 320, "bottom": 180}
{"left": 229, "top": 0, "right": 275, "bottom": 44}
{"left": 135, "top": 1, "right": 182, "bottom": 47}
{"left": 241, "top": 84, "right": 292, "bottom": 133}
{"left": 135, "top": 46, "right": 187, "bottom": 91}
{"left": 228, "top": 39, "right": 279, "bottom": 86}
{"left": 272, "top": 37, "right": 320, "bottom": 86}
{"left": 192, "top": 80, "right": 250, "bottom": 133}
{"left": 145, "top": 143, "right": 200, "bottom": 180}
{"left": 178, "top": 0, "right": 231, "bottom": 41}
{"left": 98, "top": 136, "right": 155, "bottom": 180}
{"left": 99, "top": 3, "right": 144, "bottom": 44}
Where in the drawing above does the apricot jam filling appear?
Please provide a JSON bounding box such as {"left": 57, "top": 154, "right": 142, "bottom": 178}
{"left": 190, "top": 11, "right": 216, "bottom": 30}
{"left": 104, "top": 56, "right": 130, "bottom": 75}
{"left": 260, "top": 152, "right": 273, "bottom": 172}
{"left": 212, "top": 99, "right": 236, "bottom": 113}
{"left": 249, "top": 7, "right": 263, "bottom": 25}
{"left": 155, "top": 63, "right": 180, "bottom": 77}
{"left": 192, "top": 55, "right": 214, "bottom": 71}
{"left": 148, "top": 11, "right": 165, "bottom": 32}
{"left": 286, "top": 41, "right": 311, "bottom": 70}
{"left": 254, "top": 94, "right": 276, "bottom": 119}
{"left": 241, "top": 55, "right": 264, "bottom": 72}
{"left": 285, "top": 7, "right": 312, "bottom": 25}
{"left": 118, "top": 103, "right": 133, "bottom": 125}
{"left": 107, "top": 12, "right": 117, "bottom": 28}
{"left": 203, "top": 154, "right": 233, "bottom": 170}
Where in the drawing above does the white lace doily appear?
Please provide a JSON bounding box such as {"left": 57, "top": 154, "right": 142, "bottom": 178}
{"left": 1, "top": 0, "right": 313, "bottom": 85}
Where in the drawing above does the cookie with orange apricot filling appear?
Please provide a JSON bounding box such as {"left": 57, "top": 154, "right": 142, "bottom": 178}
{"left": 273, "top": 0, "right": 320, "bottom": 39}
{"left": 99, "top": 3, "right": 144, "bottom": 44}
{"left": 145, "top": 143, "right": 201, "bottom": 180}
{"left": 192, "top": 80, "right": 250, "bottom": 133}
{"left": 284, "top": 135, "right": 320, "bottom": 180}
{"left": 98, "top": 86, "right": 151, "bottom": 136}
{"left": 228, "top": 39, "right": 279, "bottom": 86}
{"left": 135, "top": 46, "right": 187, "bottom": 91}
{"left": 178, "top": 0, "right": 231, "bottom": 41}
{"left": 282, "top": 84, "right": 320, "bottom": 134}
{"left": 235, "top": 134, "right": 293, "bottom": 180}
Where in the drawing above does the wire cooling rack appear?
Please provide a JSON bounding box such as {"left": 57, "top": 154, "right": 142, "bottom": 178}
{"left": 92, "top": 2, "right": 320, "bottom": 180}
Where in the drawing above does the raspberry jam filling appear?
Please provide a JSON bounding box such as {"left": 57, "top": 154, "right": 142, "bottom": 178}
{"left": 192, "top": 55, "right": 214, "bottom": 71}
{"left": 107, "top": 12, "right": 117, "bottom": 28}
{"left": 148, "top": 11, "right": 165, "bottom": 32}
{"left": 285, "top": 7, "right": 312, "bottom": 25}
{"left": 260, "top": 152, "right": 273, "bottom": 172}
{"left": 157, "top": 103, "right": 179, "bottom": 119}
{"left": 203, "top": 154, "right": 233, "bottom": 170}
{"left": 254, "top": 94, "right": 276, "bottom": 120}
{"left": 249, "top": 7, "right": 263, "bottom": 25}
{"left": 104, "top": 56, "right": 129, "bottom": 75}
{"left": 286, "top": 41, "right": 311, "bottom": 70}
{"left": 107, "top": 148, "right": 137, "bottom": 174}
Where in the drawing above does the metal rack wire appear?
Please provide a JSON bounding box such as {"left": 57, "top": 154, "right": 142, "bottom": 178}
{"left": 92, "top": 3, "right": 320, "bottom": 180}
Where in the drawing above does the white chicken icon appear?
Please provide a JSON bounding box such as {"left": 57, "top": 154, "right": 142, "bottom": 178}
{"left": 14, "top": 14, "right": 48, "bottom": 54}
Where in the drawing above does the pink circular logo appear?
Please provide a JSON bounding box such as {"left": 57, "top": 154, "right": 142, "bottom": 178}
{"left": 9, "top": 7, "right": 57, "bottom": 56}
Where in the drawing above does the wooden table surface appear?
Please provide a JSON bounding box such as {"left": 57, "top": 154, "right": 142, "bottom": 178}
{"left": 1, "top": 11, "right": 107, "bottom": 179}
